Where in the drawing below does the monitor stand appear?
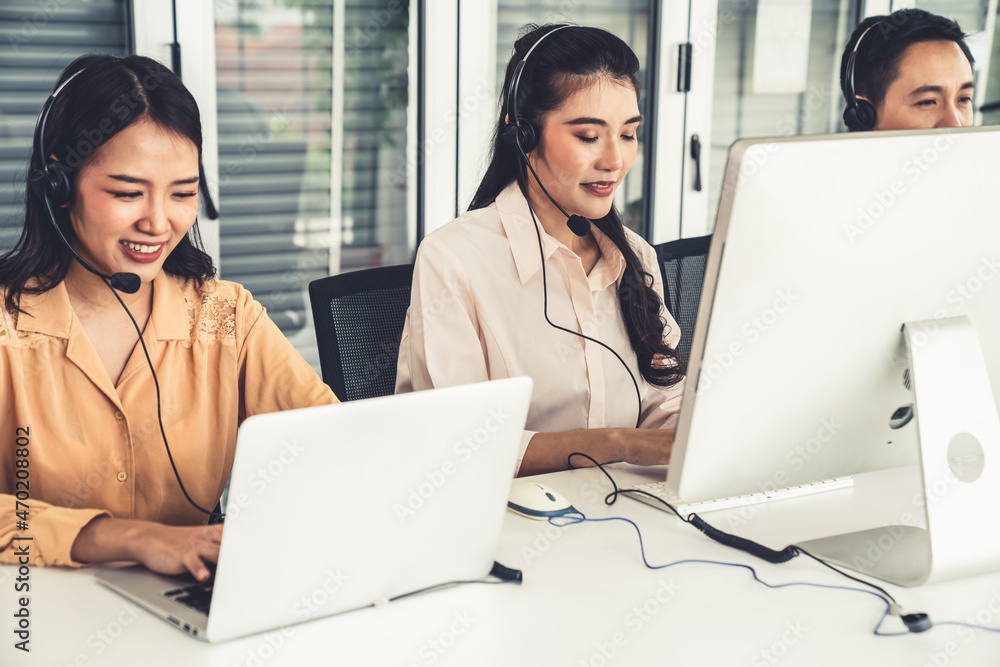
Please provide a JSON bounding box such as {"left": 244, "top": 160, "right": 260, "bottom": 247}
{"left": 798, "top": 316, "right": 1000, "bottom": 586}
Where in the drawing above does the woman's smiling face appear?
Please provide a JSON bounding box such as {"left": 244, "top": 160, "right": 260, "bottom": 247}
{"left": 67, "top": 116, "right": 200, "bottom": 284}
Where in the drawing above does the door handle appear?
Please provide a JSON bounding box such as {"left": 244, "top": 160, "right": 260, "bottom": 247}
{"left": 690, "top": 134, "right": 702, "bottom": 192}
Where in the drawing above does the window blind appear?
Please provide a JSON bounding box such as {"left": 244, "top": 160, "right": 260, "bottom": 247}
{"left": 0, "top": 0, "right": 129, "bottom": 253}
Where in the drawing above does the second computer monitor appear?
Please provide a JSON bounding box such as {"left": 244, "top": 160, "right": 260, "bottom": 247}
{"left": 669, "top": 127, "right": 1000, "bottom": 503}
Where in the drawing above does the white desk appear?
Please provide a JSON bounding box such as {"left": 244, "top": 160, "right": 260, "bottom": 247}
{"left": 3, "top": 464, "right": 1000, "bottom": 666}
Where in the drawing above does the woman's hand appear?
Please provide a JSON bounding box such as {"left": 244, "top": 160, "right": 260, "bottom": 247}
{"left": 616, "top": 427, "right": 673, "bottom": 467}
{"left": 71, "top": 517, "right": 222, "bottom": 581}
{"left": 517, "top": 427, "right": 674, "bottom": 477}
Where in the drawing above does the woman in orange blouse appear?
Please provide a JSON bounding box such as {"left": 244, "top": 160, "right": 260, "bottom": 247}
{"left": 396, "top": 25, "right": 685, "bottom": 476}
{"left": 0, "top": 55, "right": 337, "bottom": 580}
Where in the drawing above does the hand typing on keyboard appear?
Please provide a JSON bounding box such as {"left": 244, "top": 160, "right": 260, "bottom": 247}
{"left": 72, "top": 519, "right": 223, "bottom": 582}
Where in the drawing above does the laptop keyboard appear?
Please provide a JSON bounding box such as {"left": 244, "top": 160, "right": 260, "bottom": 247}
{"left": 164, "top": 582, "right": 214, "bottom": 616}
{"left": 163, "top": 564, "right": 217, "bottom": 616}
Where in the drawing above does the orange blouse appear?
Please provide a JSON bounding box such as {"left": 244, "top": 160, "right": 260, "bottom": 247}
{"left": 0, "top": 271, "right": 337, "bottom": 567}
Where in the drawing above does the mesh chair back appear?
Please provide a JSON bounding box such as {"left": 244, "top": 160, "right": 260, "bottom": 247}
{"left": 308, "top": 264, "right": 414, "bottom": 401}
{"left": 654, "top": 235, "right": 712, "bottom": 367}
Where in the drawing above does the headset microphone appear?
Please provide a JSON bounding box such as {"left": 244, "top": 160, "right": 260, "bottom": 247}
{"left": 29, "top": 66, "right": 221, "bottom": 520}
{"left": 566, "top": 214, "right": 590, "bottom": 237}
{"left": 29, "top": 69, "right": 141, "bottom": 294}
{"left": 507, "top": 25, "right": 643, "bottom": 428}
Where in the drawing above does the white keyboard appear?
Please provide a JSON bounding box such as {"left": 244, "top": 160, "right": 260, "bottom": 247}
{"left": 627, "top": 476, "right": 855, "bottom": 516}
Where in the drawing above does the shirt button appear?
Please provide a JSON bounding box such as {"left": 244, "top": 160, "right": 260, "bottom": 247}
{"left": 117, "top": 471, "right": 128, "bottom": 483}
{"left": 114, "top": 411, "right": 124, "bottom": 422}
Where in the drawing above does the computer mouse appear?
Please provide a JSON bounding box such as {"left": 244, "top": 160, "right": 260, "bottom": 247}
{"left": 507, "top": 482, "right": 578, "bottom": 519}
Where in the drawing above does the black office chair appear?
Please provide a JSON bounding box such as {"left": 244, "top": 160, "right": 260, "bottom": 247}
{"left": 308, "top": 264, "right": 414, "bottom": 401}
{"left": 654, "top": 234, "right": 712, "bottom": 367}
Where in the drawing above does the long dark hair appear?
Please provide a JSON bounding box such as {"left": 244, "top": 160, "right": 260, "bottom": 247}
{"left": 470, "top": 24, "right": 683, "bottom": 388}
{"left": 1, "top": 54, "right": 215, "bottom": 315}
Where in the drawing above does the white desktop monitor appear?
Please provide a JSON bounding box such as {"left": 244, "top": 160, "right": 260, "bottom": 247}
{"left": 668, "top": 127, "right": 1000, "bottom": 506}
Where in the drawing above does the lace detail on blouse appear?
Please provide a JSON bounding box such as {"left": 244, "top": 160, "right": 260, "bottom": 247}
{"left": 0, "top": 308, "right": 46, "bottom": 350}
{"left": 184, "top": 293, "right": 237, "bottom": 347}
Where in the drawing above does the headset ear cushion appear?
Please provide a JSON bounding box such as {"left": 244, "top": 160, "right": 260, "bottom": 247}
{"left": 518, "top": 118, "right": 539, "bottom": 153}
{"left": 843, "top": 99, "right": 877, "bottom": 132}
{"left": 516, "top": 119, "right": 538, "bottom": 154}
{"left": 502, "top": 119, "right": 539, "bottom": 157}
{"left": 502, "top": 122, "right": 522, "bottom": 154}
{"left": 45, "top": 161, "right": 73, "bottom": 207}
{"left": 854, "top": 99, "right": 877, "bottom": 131}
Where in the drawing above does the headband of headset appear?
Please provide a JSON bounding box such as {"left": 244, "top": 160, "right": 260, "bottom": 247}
{"left": 28, "top": 64, "right": 218, "bottom": 219}
{"left": 843, "top": 22, "right": 882, "bottom": 132}
{"left": 28, "top": 69, "right": 85, "bottom": 207}
{"left": 502, "top": 24, "right": 578, "bottom": 156}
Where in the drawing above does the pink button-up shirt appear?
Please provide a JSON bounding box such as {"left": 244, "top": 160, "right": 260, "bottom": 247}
{"left": 396, "top": 182, "right": 685, "bottom": 472}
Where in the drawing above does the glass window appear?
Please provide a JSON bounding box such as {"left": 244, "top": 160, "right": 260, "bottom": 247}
{"left": 495, "top": 0, "right": 653, "bottom": 237}
{"left": 214, "top": 0, "right": 410, "bottom": 368}
{"left": 913, "top": 1, "right": 997, "bottom": 125}
{"left": 913, "top": 1, "right": 989, "bottom": 31}
{"left": 0, "top": 0, "right": 129, "bottom": 254}
{"left": 705, "top": 0, "right": 859, "bottom": 230}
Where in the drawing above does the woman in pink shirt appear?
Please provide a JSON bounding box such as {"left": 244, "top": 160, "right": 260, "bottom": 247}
{"left": 397, "top": 24, "right": 686, "bottom": 476}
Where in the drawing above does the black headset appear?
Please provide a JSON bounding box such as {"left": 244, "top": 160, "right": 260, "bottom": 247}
{"left": 502, "top": 24, "right": 591, "bottom": 238}
{"left": 501, "top": 25, "right": 576, "bottom": 156}
{"left": 501, "top": 25, "right": 644, "bottom": 428}
{"left": 843, "top": 22, "right": 883, "bottom": 132}
{"left": 28, "top": 67, "right": 218, "bottom": 292}
{"left": 27, "top": 66, "right": 223, "bottom": 520}
{"left": 28, "top": 76, "right": 77, "bottom": 208}
{"left": 28, "top": 69, "right": 141, "bottom": 293}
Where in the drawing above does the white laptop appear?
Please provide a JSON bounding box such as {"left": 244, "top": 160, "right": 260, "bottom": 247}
{"left": 95, "top": 377, "right": 532, "bottom": 642}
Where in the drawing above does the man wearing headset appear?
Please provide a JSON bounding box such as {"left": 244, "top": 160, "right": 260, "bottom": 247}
{"left": 839, "top": 9, "right": 975, "bottom": 132}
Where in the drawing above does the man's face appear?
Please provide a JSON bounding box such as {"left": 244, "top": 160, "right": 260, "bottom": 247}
{"left": 863, "top": 40, "right": 975, "bottom": 130}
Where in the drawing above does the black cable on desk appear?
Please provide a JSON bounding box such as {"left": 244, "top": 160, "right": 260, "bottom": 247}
{"left": 559, "top": 452, "right": 1000, "bottom": 637}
